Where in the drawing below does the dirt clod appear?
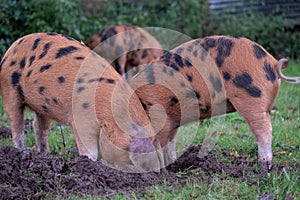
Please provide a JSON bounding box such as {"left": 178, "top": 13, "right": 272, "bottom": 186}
{"left": 0, "top": 124, "right": 11, "bottom": 138}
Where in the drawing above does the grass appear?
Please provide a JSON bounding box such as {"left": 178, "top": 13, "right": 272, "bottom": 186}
{"left": 0, "top": 60, "right": 299, "bottom": 199}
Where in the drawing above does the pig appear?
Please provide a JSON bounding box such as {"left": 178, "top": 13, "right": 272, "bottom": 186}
{"left": 129, "top": 35, "right": 300, "bottom": 173}
{"left": 0, "top": 32, "right": 162, "bottom": 171}
{"left": 85, "top": 25, "right": 163, "bottom": 80}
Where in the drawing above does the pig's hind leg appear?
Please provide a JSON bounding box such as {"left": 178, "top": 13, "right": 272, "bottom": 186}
{"left": 1, "top": 88, "right": 25, "bottom": 149}
{"left": 242, "top": 111, "right": 273, "bottom": 173}
{"left": 33, "top": 113, "right": 51, "bottom": 153}
{"left": 231, "top": 97, "right": 273, "bottom": 173}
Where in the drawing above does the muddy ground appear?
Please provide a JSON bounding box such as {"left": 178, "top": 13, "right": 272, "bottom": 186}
{"left": 0, "top": 126, "right": 294, "bottom": 200}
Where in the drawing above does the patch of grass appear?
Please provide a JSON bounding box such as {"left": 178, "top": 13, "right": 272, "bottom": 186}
{"left": 142, "top": 177, "right": 259, "bottom": 200}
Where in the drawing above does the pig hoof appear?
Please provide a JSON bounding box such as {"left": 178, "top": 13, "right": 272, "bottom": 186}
{"left": 160, "top": 167, "right": 169, "bottom": 176}
{"left": 259, "top": 161, "right": 272, "bottom": 174}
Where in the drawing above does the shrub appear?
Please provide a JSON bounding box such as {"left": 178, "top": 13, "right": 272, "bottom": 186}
{"left": 206, "top": 9, "right": 300, "bottom": 59}
{"left": 0, "top": 0, "right": 299, "bottom": 59}
{"left": 80, "top": 0, "right": 299, "bottom": 59}
{"left": 0, "top": 0, "right": 100, "bottom": 56}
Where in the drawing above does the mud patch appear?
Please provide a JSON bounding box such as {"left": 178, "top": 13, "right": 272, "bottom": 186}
{"left": 0, "top": 145, "right": 260, "bottom": 199}
{"left": 0, "top": 124, "right": 11, "bottom": 138}
{"left": 0, "top": 119, "right": 33, "bottom": 139}
{"left": 167, "top": 145, "right": 258, "bottom": 183}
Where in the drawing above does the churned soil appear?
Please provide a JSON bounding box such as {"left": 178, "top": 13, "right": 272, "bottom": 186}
{"left": 0, "top": 143, "right": 261, "bottom": 200}
{"left": 1, "top": 123, "right": 293, "bottom": 199}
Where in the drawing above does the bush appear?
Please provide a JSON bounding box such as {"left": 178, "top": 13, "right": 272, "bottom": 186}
{"left": 0, "top": 0, "right": 299, "bottom": 59}
{"left": 205, "top": 9, "right": 300, "bottom": 59}
{"left": 82, "top": 0, "right": 300, "bottom": 59}
{"left": 0, "top": 0, "right": 100, "bottom": 56}
{"left": 80, "top": 0, "right": 209, "bottom": 37}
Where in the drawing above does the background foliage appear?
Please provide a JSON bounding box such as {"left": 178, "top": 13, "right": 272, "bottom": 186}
{"left": 0, "top": 0, "right": 299, "bottom": 59}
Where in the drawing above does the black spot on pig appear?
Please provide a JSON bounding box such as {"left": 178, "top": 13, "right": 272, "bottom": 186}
{"left": 101, "top": 27, "right": 118, "bottom": 46}
{"left": 19, "top": 57, "right": 26, "bottom": 69}
{"left": 193, "top": 50, "right": 198, "bottom": 58}
{"left": 17, "top": 86, "right": 24, "bottom": 97}
{"left": 106, "top": 79, "right": 115, "bottom": 84}
{"left": 233, "top": 73, "right": 253, "bottom": 89}
{"left": 57, "top": 76, "right": 65, "bottom": 83}
{"left": 32, "top": 38, "right": 41, "bottom": 51}
{"left": 253, "top": 44, "right": 266, "bottom": 59}
{"left": 174, "top": 54, "right": 184, "bottom": 67}
{"left": 115, "top": 45, "right": 124, "bottom": 56}
{"left": 11, "top": 71, "right": 21, "bottom": 86}
{"left": 194, "top": 90, "right": 201, "bottom": 99}
{"left": 145, "top": 64, "right": 156, "bottom": 84}
{"left": 77, "top": 78, "right": 84, "bottom": 84}
{"left": 52, "top": 98, "right": 58, "bottom": 105}
{"left": 77, "top": 87, "right": 85, "bottom": 93}
{"left": 263, "top": 62, "right": 276, "bottom": 83}
{"left": 233, "top": 73, "right": 262, "bottom": 98}
{"left": 184, "top": 57, "right": 193, "bottom": 67}
{"left": 131, "top": 123, "right": 139, "bottom": 132}
{"left": 176, "top": 47, "right": 184, "bottom": 55}
{"left": 56, "top": 46, "right": 78, "bottom": 59}
{"left": 62, "top": 34, "right": 76, "bottom": 41}
{"left": 170, "top": 63, "right": 179, "bottom": 71}
{"left": 40, "top": 64, "right": 52, "bottom": 72}
{"left": 39, "top": 42, "right": 52, "bottom": 59}
{"left": 186, "top": 74, "right": 193, "bottom": 82}
{"left": 209, "top": 74, "right": 223, "bottom": 93}
{"left": 10, "top": 61, "right": 16, "bottom": 67}
{"left": 47, "top": 32, "right": 58, "bottom": 36}
{"left": 162, "top": 66, "right": 168, "bottom": 74}
{"left": 88, "top": 78, "right": 102, "bottom": 83}
{"left": 216, "top": 37, "right": 233, "bottom": 68}
{"left": 187, "top": 45, "right": 193, "bottom": 52}
{"left": 223, "top": 72, "right": 231, "bottom": 81}
{"left": 75, "top": 56, "right": 85, "bottom": 60}
{"left": 39, "top": 87, "right": 45, "bottom": 95}
{"left": 185, "top": 90, "right": 200, "bottom": 99}
{"left": 42, "top": 105, "right": 49, "bottom": 113}
{"left": 201, "top": 38, "right": 217, "bottom": 52}
{"left": 180, "top": 81, "right": 186, "bottom": 88}
{"left": 161, "top": 52, "right": 172, "bottom": 65}
{"left": 45, "top": 98, "right": 50, "bottom": 104}
{"left": 169, "top": 96, "right": 179, "bottom": 107}
{"left": 82, "top": 102, "right": 89, "bottom": 110}
{"left": 29, "top": 55, "right": 35, "bottom": 67}
{"left": 246, "top": 86, "right": 262, "bottom": 98}
{"left": 141, "top": 49, "right": 148, "bottom": 59}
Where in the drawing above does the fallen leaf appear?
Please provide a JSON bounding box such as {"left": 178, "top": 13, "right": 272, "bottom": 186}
{"left": 230, "top": 148, "right": 240, "bottom": 158}
{"left": 275, "top": 151, "right": 287, "bottom": 155}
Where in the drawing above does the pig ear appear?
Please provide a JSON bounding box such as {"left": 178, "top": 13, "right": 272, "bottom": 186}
{"left": 129, "top": 137, "right": 163, "bottom": 173}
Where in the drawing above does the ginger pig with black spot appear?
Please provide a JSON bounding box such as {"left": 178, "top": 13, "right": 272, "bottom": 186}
{"left": 0, "top": 32, "right": 161, "bottom": 171}
{"left": 129, "top": 35, "right": 300, "bottom": 173}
